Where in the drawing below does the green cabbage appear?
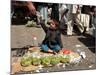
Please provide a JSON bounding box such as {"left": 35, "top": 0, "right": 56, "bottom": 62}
{"left": 50, "top": 57, "right": 60, "bottom": 65}
{"left": 32, "top": 58, "right": 41, "bottom": 66}
{"left": 21, "top": 57, "right": 32, "bottom": 67}
{"left": 41, "top": 57, "right": 51, "bottom": 66}
{"left": 60, "top": 56, "right": 70, "bottom": 63}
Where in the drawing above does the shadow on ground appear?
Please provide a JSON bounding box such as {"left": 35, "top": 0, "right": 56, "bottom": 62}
{"left": 78, "top": 34, "right": 96, "bottom": 53}
{"left": 11, "top": 19, "right": 27, "bottom": 25}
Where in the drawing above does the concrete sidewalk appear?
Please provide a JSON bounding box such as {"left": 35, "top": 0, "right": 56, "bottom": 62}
{"left": 11, "top": 25, "right": 96, "bottom": 72}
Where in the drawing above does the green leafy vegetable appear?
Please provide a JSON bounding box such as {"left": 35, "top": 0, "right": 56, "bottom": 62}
{"left": 32, "top": 58, "right": 41, "bottom": 66}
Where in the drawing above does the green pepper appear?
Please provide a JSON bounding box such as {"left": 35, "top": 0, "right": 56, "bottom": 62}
{"left": 32, "top": 58, "right": 41, "bottom": 66}
{"left": 50, "top": 57, "right": 60, "bottom": 65}
{"left": 60, "top": 56, "right": 70, "bottom": 63}
{"left": 41, "top": 57, "right": 51, "bottom": 66}
{"left": 20, "top": 57, "right": 32, "bottom": 67}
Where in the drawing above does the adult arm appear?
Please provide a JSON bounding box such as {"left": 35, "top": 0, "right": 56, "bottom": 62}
{"left": 27, "top": 2, "right": 36, "bottom": 15}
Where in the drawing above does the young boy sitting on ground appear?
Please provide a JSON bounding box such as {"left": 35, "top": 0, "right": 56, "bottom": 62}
{"left": 40, "top": 19, "right": 63, "bottom": 54}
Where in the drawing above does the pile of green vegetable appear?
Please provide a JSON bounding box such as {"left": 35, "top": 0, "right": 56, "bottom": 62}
{"left": 21, "top": 56, "right": 33, "bottom": 67}
{"left": 20, "top": 55, "right": 70, "bottom": 67}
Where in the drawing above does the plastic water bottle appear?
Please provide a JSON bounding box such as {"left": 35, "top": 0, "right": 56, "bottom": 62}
{"left": 33, "top": 36, "right": 38, "bottom": 47}
{"left": 80, "top": 52, "right": 86, "bottom": 59}
{"left": 76, "top": 49, "right": 86, "bottom": 59}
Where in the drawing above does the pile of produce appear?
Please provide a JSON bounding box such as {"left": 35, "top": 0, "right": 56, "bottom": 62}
{"left": 20, "top": 54, "right": 71, "bottom": 67}
{"left": 21, "top": 56, "right": 32, "bottom": 67}
{"left": 60, "top": 56, "right": 70, "bottom": 63}
{"left": 50, "top": 57, "right": 60, "bottom": 65}
{"left": 20, "top": 50, "right": 82, "bottom": 67}
{"left": 12, "top": 49, "right": 83, "bottom": 73}
{"left": 12, "top": 47, "right": 86, "bottom": 73}
{"left": 32, "top": 57, "right": 41, "bottom": 66}
{"left": 41, "top": 57, "right": 51, "bottom": 66}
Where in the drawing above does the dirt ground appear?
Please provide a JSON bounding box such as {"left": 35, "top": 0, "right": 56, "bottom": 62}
{"left": 11, "top": 25, "right": 96, "bottom": 74}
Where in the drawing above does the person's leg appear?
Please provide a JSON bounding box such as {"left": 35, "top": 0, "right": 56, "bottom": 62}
{"left": 67, "top": 19, "right": 73, "bottom": 35}
{"left": 75, "top": 14, "right": 84, "bottom": 33}
{"left": 66, "top": 13, "right": 74, "bottom": 36}
{"left": 85, "top": 14, "right": 90, "bottom": 32}
{"left": 52, "top": 45, "right": 61, "bottom": 52}
{"left": 41, "top": 44, "right": 53, "bottom": 53}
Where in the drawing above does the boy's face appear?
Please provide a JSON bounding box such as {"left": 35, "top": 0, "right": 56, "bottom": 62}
{"left": 50, "top": 20, "right": 57, "bottom": 29}
{"left": 50, "top": 23, "right": 56, "bottom": 29}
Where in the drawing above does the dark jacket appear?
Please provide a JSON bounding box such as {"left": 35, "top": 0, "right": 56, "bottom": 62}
{"left": 40, "top": 20, "right": 63, "bottom": 49}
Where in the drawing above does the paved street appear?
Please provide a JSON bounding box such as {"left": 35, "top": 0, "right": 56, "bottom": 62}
{"left": 11, "top": 25, "right": 96, "bottom": 73}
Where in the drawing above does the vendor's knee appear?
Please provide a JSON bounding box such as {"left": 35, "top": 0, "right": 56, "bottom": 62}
{"left": 54, "top": 45, "right": 61, "bottom": 51}
{"left": 41, "top": 44, "right": 49, "bottom": 52}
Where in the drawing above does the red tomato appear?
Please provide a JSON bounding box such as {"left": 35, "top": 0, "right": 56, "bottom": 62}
{"left": 63, "top": 50, "right": 72, "bottom": 55}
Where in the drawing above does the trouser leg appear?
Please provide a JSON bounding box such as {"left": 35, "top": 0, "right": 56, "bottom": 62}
{"left": 75, "top": 14, "right": 84, "bottom": 33}
{"left": 84, "top": 14, "right": 90, "bottom": 32}
{"left": 67, "top": 20, "right": 73, "bottom": 35}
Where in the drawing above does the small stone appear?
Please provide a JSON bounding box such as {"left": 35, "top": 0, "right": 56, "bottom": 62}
{"left": 46, "top": 70, "right": 49, "bottom": 72}
{"left": 38, "top": 65, "right": 43, "bottom": 70}
{"left": 35, "top": 70, "right": 40, "bottom": 72}
{"left": 62, "top": 64, "right": 66, "bottom": 68}
{"left": 56, "top": 63, "right": 62, "bottom": 66}
{"left": 75, "top": 45, "right": 81, "bottom": 47}
{"left": 89, "top": 65, "right": 93, "bottom": 68}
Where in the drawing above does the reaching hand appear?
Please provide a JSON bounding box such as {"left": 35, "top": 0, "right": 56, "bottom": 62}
{"left": 27, "top": 2, "right": 36, "bottom": 15}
